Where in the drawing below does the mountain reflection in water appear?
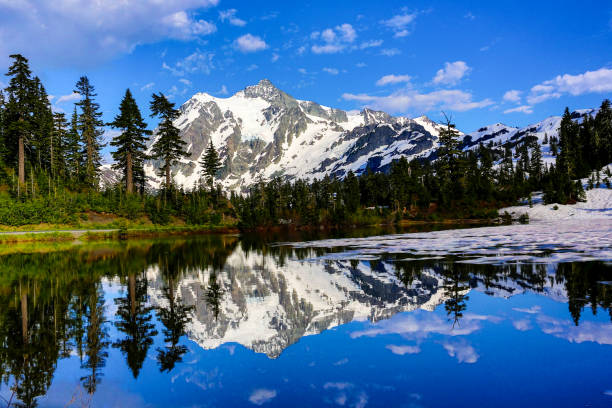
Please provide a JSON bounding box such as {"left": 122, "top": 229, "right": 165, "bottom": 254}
{"left": 0, "top": 233, "right": 610, "bottom": 407}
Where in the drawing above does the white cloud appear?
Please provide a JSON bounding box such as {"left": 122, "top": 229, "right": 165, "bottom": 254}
{"left": 162, "top": 50, "right": 214, "bottom": 76}
{"left": 56, "top": 92, "right": 81, "bottom": 104}
{"left": 234, "top": 33, "right": 268, "bottom": 53}
{"left": 219, "top": 9, "right": 246, "bottom": 26}
{"left": 246, "top": 64, "right": 258, "bottom": 71}
{"left": 464, "top": 12, "right": 476, "bottom": 20}
{"left": 323, "top": 382, "right": 353, "bottom": 390}
{"left": 442, "top": 340, "right": 479, "bottom": 363}
{"left": 380, "top": 48, "right": 401, "bottom": 57}
{"left": 162, "top": 11, "right": 216, "bottom": 37}
{"left": 179, "top": 78, "right": 192, "bottom": 86}
{"left": 140, "top": 82, "right": 155, "bottom": 92}
{"left": 271, "top": 53, "right": 280, "bottom": 62}
{"left": 351, "top": 312, "right": 498, "bottom": 339}
{"left": 386, "top": 344, "right": 421, "bottom": 355}
{"left": 433, "top": 61, "right": 471, "bottom": 86}
{"left": 248, "top": 389, "right": 277, "bottom": 405}
{"left": 382, "top": 13, "right": 417, "bottom": 37}
{"left": 504, "top": 105, "right": 533, "bottom": 114}
{"left": 513, "top": 306, "right": 541, "bottom": 314}
{"left": 323, "top": 67, "right": 339, "bottom": 75}
{"left": 358, "top": 39, "right": 383, "bottom": 50}
{"left": 218, "top": 85, "right": 228, "bottom": 95}
{"left": 356, "top": 62, "right": 367, "bottom": 68}
{"left": 376, "top": 74, "right": 411, "bottom": 86}
{"left": 537, "top": 315, "right": 612, "bottom": 345}
{"left": 503, "top": 90, "right": 522, "bottom": 103}
{"left": 343, "top": 88, "right": 493, "bottom": 114}
{"left": 311, "top": 23, "right": 356, "bottom": 54}
{"left": 0, "top": 1, "right": 220, "bottom": 65}
{"left": 333, "top": 357, "right": 349, "bottom": 365}
{"left": 512, "top": 319, "right": 532, "bottom": 331}
{"left": 527, "top": 67, "right": 612, "bottom": 104}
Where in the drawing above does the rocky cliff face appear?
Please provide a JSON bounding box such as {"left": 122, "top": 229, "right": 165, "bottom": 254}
{"left": 143, "top": 79, "right": 447, "bottom": 191}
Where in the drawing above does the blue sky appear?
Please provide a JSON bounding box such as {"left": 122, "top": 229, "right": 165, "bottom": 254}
{"left": 1, "top": 0, "right": 611, "bottom": 140}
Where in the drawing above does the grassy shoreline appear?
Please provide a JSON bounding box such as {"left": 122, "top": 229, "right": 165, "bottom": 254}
{"left": 0, "top": 217, "right": 503, "bottom": 244}
{"left": 0, "top": 224, "right": 240, "bottom": 244}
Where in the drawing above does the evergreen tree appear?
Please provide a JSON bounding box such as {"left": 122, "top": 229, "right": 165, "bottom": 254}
{"left": 558, "top": 107, "right": 577, "bottom": 177}
{"left": 4, "top": 54, "right": 33, "bottom": 189}
{"left": 65, "top": 107, "right": 82, "bottom": 181}
{"left": 594, "top": 99, "right": 612, "bottom": 167}
{"left": 529, "top": 140, "right": 543, "bottom": 188}
{"left": 200, "top": 140, "right": 222, "bottom": 192}
{"left": 50, "top": 112, "right": 68, "bottom": 178}
{"left": 74, "top": 76, "right": 104, "bottom": 189}
{"left": 436, "top": 115, "right": 462, "bottom": 204}
{"left": 108, "top": 89, "right": 151, "bottom": 194}
{"left": 0, "top": 91, "right": 6, "bottom": 163}
{"left": 30, "top": 76, "right": 54, "bottom": 172}
{"left": 149, "top": 92, "right": 187, "bottom": 189}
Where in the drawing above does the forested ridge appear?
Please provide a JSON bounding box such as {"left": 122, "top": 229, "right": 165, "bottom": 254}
{"left": 1, "top": 54, "right": 611, "bottom": 229}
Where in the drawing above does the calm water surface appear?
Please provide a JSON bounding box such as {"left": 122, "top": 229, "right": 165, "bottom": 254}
{"left": 0, "top": 223, "right": 611, "bottom": 407}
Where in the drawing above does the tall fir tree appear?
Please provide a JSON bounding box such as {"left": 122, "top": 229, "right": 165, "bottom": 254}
{"left": 529, "top": 139, "right": 543, "bottom": 188}
{"left": 108, "top": 89, "right": 150, "bottom": 194}
{"left": 4, "top": 54, "right": 33, "bottom": 188}
{"left": 65, "top": 106, "right": 82, "bottom": 181}
{"left": 75, "top": 76, "right": 104, "bottom": 189}
{"left": 200, "top": 140, "right": 222, "bottom": 192}
{"left": 558, "top": 107, "right": 577, "bottom": 177}
{"left": 149, "top": 92, "right": 187, "bottom": 189}
{"left": 436, "top": 115, "right": 462, "bottom": 204}
{"left": 50, "top": 112, "right": 68, "bottom": 178}
{"left": 30, "top": 76, "right": 54, "bottom": 171}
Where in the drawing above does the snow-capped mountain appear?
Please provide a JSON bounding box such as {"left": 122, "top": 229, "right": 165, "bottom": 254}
{"left": 133, "top": 79, "right": 594, "bottom": 192}
{"left": 143, "top": 79, "right": 447, "bottom": 191}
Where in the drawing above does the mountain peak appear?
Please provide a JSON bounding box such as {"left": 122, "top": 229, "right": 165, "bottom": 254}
{"left": 241, "top": 78, "right": 282, "bottom": 99}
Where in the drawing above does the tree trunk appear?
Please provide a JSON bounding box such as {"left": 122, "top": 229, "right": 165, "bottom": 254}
{"left": 126, "top": 151, "right": 133, "bottom": 194}
{"left": 165, "top": 160, "right": 171, "bottom": 189}
{"left": 18, "top": 134, "right": 25, "bottom": 186}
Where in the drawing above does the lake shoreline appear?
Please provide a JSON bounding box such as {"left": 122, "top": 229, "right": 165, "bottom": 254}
{"left": 0, "top": 218, "right": 501, "bottom": 244}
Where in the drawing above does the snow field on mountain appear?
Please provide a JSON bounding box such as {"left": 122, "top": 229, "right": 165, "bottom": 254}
{"left": 502, "top": 164, "right": 612, "bottom": 221}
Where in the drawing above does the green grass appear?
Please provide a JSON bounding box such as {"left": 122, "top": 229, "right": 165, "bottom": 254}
{"left": 0, "top": 231, "right": 74, "bottom": 244}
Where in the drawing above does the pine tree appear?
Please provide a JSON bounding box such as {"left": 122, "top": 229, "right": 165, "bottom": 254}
{"left": 200, "top": 140, "right": 222, "bottom": 192}
{"left": 108, "top": 89, "right": 151, "bottom": 194}
{"left": 529, "top": 140, "right": 543, "bottom": 188}
{"left": 75, "top": 76, "right": 104, "bottom": 189}
{"left": 436, "top": 115, "right": 462, "bottom": 204}
{"left": 51, "top": 112, "right": 68, "bottom": 177}
{"left": 4, "top": 54, "right": 33, "bottom": 189}
{"left": 30, "top": 76, "right": 54, "bottom": 171}
{"left": 149, "top": 92, "right": 187, "bottom": 189}
{"left": 65, "top": 107, "right": 82, "bottom": 181}
{"left": 0, "top": 91, "right": 6, "bottom": 164}
{"left": 558, "top": 107, "right": 577, "bottom": 177}
{"left": 594, "top": 99, "right": 612, "bottom": 167}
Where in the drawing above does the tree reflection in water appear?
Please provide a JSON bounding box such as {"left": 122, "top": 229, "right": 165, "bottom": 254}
{"left": 0, "top": 236, "right": 609, "bottom": 407}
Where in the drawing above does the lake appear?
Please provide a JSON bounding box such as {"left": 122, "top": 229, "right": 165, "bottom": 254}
{"left": 0, "top": 221, "right": 611, "bottom": 407}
